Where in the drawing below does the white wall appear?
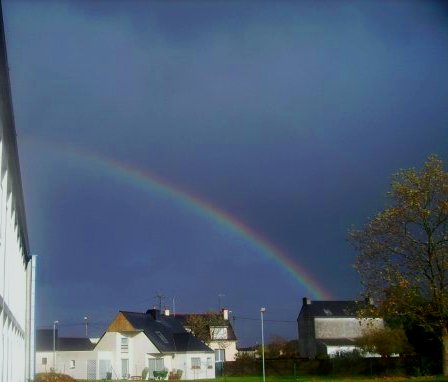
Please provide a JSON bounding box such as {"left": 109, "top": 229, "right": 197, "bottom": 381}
{"left": 36, "top": 351, "right": 53, "bottom": 374}
{"left": 326, "top": 345, "right": 357, "bottom": 357}
{"left": 208, "top": 340, "right": 237, "bottom": 361}
{"left": 175, "top": 352, "right": 215, "bottom": 380}
{"left": 36, "top": 332, "right": 216, "bottom": 380}
{"left": 36, "top": 350, "right": 96, "bottom": 380}
{"left": 315, "top": 317, "right": 384, "bottom": 339}
{"left": 128, "top": 332, "right": 159, "bottom": 378}
{"left": 0, "top": 139, "right": 33, "bottom": 382}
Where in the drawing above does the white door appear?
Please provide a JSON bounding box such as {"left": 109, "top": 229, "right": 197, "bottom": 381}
{"left": 99, "top": 359, "right": 111, "bottom": 379}
{"left": 87, "top": 360, "right": 96, "bottom": 380}
{"left": 121, "top": 359, "right": 129, "bottom": 379}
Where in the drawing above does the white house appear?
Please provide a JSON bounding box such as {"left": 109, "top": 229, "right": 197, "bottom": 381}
{"left": 297, "top": 297, "right": 384, "bottom": 358}
{"left": 36, "top": 309, "right": 216, "bottom": 380}
{"left": 35, "top": 329, "right": 96, "bottom": 379}
{"left": 176, "top": 308, "right": 238, "bottom": 364}
{"left": 0, "top": 5, "right": 36, "bottom": 382}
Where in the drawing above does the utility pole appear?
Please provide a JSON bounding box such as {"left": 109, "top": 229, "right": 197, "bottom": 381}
{"left": 53, "top": 320, "right": 59, "bottom": 371}
{"left": 260, "top": 307, "right": 266, "bottom": 382}
{"left": 155, "top": 292, "right": 165, "bottom": 311}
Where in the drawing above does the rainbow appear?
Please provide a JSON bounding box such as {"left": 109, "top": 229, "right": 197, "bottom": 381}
{"left": 26, "top": 138, "right": 332, "bottom": 299}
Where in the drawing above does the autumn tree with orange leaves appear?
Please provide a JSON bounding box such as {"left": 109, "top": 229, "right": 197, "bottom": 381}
{"left": 349, "top": 155, "right": 448, "bottom": 375}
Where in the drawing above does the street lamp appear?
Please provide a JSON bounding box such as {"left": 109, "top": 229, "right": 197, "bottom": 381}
{"left": 260, "top": 307, "right": 266, "bottom": 382}
{"left": 84, "top": 316, "right": 88, "bottom": 337}
{"left": 53, "top": 320, "right": 59, "bottom": 371}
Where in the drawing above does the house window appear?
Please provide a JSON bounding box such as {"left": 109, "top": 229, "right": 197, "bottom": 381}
{"left": 121, "top": 359, "right": 129, "bottom": 379}
{"left": 191, "top": 357, "right": 201, "bottom": 369}
{"left": 211, "top": 327, "right": 228, "bottom": 340}
{"left": 42, "top": 357, "right": 47, "bottom": 365}
{"left": 148, "top": 358, "right": 165, "bottom": 377}
{"left": 121, "top": 337, "right": 129, "bottom": 353}
{"left": 207, "top": 357, "right": 213, "bottom": 369}
{"left": 215, "top": 349, "right": 225, "bottom": 362}
{"left": 70, "top": 360, "right": 75, "bottom": 369}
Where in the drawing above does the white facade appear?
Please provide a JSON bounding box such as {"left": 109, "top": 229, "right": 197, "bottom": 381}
{"left": 298, "top": 298, "right": 385, "bottom": 358}
{"left": 314, "top": 317, "right": 384, "bottom": 339}
{"left": 36, "top": 350, "right": 95, "bottom": 380}
{"left": 0, "top": 8, "right": 35, "bottom": 381}
{"left": 208, "top": 340, "right": 237, "bottom": 362}
{"left": 0, "top": 150, "right": 36, "bottom": 382}
{"left": 182, "top": 309, "right": 238, "bottom": 363}
{"left": 36, "top": 331, "right": 215, "bottom": 380}
{"left": 95, "top": 331, "right": 215, "bottom": 380}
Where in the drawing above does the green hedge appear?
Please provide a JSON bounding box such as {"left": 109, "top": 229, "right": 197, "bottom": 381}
{"left": 223, "top": 355, "right": 440, "bottom": 377}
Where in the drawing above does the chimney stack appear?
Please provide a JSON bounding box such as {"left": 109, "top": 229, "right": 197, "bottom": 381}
{"left": 302, "top": 297, "right": 311, "bottom": 306}
{"left": 222, "top": 308, "right": 229, "bottom": 320}
{"left": 146, "top": 308, "right": 160, "bottom": 320}
{"left": 164, "top": 308, "right": 170, "bottom": 316}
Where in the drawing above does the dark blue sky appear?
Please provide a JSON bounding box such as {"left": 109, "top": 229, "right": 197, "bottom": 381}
{"left": 3, "top": 0, "right": 448, "bottom": 345}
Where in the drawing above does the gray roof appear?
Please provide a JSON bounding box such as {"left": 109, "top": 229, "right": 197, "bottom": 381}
{"left": 36, "top": 329, "right": 95, "bottom": 352}
{"left": 298, "top": 299, "right": 371, "bottom": 319}
{"left": 120, "top": 311, "right": 213, "bottom": 353}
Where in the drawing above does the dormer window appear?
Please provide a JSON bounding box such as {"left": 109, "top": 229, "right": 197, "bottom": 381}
{"left": 211, "top": 327, "right": 228, "bottom": 340}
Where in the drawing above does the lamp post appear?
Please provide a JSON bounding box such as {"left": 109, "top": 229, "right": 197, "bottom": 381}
{"left": 53, "top": 320, "right": 59, "bottom": 371}
{"left": 84, "top": 316, "right": 88, "bottom": 337}
{"left": 260, "top": 307, "right": 266, "bottom": 382}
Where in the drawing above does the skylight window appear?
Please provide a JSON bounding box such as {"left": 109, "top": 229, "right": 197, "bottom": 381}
{"left": 155, "top": 331, "right": 169, "bottom": 344}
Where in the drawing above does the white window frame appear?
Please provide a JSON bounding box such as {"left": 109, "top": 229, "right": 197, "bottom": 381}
{"left": 191, "top": 357, "right": 201, "bottom": 369}
{"left": 148, "top": 358, "right": 165, "bottom": 377}
{"left": 121, "top": 337, "right": 129, "bottom": 353}
{"left": 215, "top": 349, "right": 225, "bottom": 362}
{"left": 211, "top": 326, "right": 228, "bottom": 340}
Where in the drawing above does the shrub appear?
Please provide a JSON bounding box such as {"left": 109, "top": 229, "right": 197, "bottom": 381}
{"left": 35, "top": 373, "right": 75, "bottom": 382}
{"left": 142, "top": 367, "right": 149, "bottom": 380}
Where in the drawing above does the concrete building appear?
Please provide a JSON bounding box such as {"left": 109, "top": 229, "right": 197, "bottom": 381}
{"left": 0, "top": 4, "right": 36, "bottom": 382}
{"left": 297, "top": 297, "right": 383, "bottom": 358}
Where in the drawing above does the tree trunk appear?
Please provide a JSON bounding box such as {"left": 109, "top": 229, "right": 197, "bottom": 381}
{"left": 443, "top": 327, "right": 448, "bottom": 376}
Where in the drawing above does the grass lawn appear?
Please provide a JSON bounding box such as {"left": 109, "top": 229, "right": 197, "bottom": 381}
{"left": 211, "top": 376, "right": 448, "bottom": 382}
{"left": 84, "top": 376, "right": 448, "bottom": 382}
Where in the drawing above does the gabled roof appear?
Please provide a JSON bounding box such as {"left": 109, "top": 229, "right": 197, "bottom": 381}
{"left": 118, "top": 311, "right": 213, "bottom": 353}
{"left": 36, "top": 329, "right": 54, "bottom": 351}
{"left": 176, "top": 313, "right": 237, "bottom": 341}
{"left": 58, "top": 337, "right": 97, "bottom": 351}
{"left": 298, "top": 299, "right": 371, "bottom": 319}
{"left": 36, "top": 329, "right": 96, "bottom": 352}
